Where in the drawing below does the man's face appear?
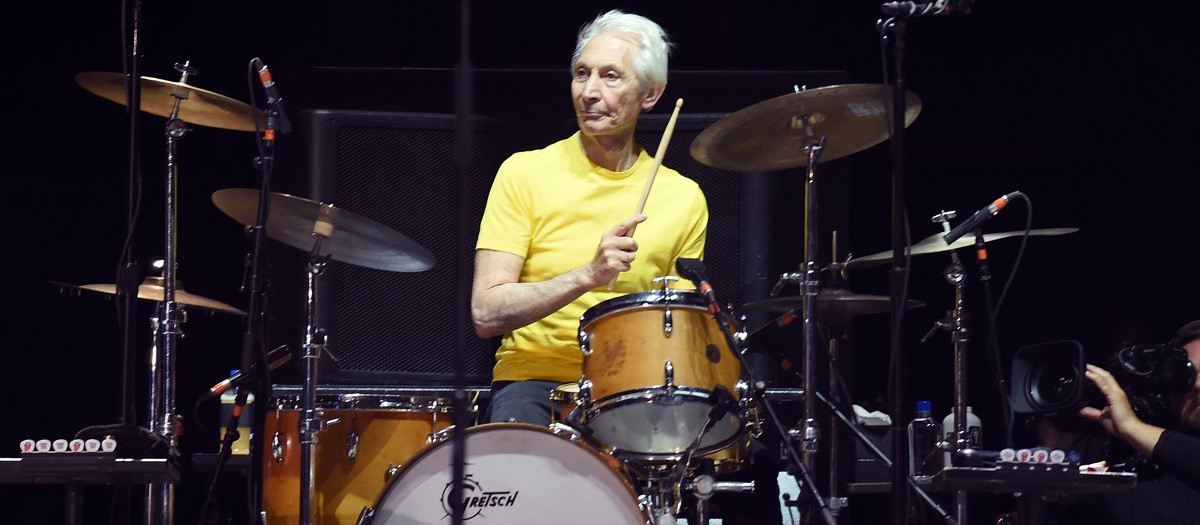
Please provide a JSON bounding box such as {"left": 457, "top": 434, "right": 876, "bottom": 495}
{"left": 571, "top": 32, "right": 658, "bottom": 139}
{"left": 1174, "top": 340, "right": 1200, "bottom": 431}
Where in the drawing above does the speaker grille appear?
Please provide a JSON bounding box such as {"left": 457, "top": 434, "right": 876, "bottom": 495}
{"left": 302, "top": 110, "right": 500, "bottom": 384}
{"left": 636, "top": 114, "right": 744, "bottom": 307}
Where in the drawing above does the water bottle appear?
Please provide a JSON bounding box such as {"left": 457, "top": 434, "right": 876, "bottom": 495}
{"left": 942, "top": 405, "right": 981, "bottom": 467}
{"left": 907, "top": 400, "right": 942, "bottom": 478}
{"left": 219, "top": 371, "right": 255, "bottom": 455}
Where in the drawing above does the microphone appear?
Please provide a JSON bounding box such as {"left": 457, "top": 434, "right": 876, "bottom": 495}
{"left": 675, "top": 258, "right": 719, "bottom": 311}
{"left": 207, "top": 345, "right": 292, "bottom": 398}
{"left": 942, "top": 191, "right": 1022, "bottom": 245}
{"left": 881, "top": 0, "right": 973, "bottom": 17}
{"left": 252, "top": 57, "right": 292, "bottom": 134}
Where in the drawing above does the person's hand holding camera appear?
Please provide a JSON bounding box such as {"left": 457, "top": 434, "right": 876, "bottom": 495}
{"left": 1079, "top": 363, "right": 1165, "bottom": 457}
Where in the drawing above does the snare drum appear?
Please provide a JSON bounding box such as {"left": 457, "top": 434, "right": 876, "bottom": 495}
{"left": 263, "top": 392, "right": 472, "bottom": 525}
{"left": 578, "top": 289, "right": 745, "bottom": 456}
{"left": 551, "top": 381, "right": 751, "bottom": 475}
{"left": 361, "top": 423, "right": 646, "bottom": 525}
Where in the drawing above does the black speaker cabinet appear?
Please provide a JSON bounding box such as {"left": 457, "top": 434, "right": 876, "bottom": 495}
{"left": 275, "top": 109, "right": 502, "bottom": 384}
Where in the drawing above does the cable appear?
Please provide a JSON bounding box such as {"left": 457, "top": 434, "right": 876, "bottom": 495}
{"left": 985, "top": 192, "right": 1033, "bottom": 447}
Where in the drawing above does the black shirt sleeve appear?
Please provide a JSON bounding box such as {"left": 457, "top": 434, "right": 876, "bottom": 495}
{"left": 1151, "top": 429, "right": 1200, "bottom": 487}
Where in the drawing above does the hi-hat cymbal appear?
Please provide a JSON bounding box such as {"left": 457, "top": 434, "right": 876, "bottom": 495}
{"left": 54, "top": 277, "right": 245, "bottom": 315}
{"left": 744, "top": 287, "right": 925, "bottom": 325}
{"left": 212, "top": 188, "right": 435, "bottom": 272}
{"left": 846, "top": 228, "right": 1080, "bottom": 268}
{"left": 690, "top": 84, "right": 922, "bottom": 171}
{"left": 76, "top": 71, "right": 265, "bottom": 132}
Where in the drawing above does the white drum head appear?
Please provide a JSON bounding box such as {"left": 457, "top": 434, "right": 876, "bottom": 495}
{"left": 369, "top": 423, "right": 646, "bottom": 525}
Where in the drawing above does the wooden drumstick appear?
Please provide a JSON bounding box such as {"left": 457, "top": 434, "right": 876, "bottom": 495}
{"left": 608, "top": 98, "right": 684, "bottom": 290}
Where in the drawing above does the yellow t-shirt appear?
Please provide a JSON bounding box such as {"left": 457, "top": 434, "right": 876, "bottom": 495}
{"left": 476, "top": 132, "right": 708, "bottom": 383}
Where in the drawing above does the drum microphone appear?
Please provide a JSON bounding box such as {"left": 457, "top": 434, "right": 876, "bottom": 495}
{"left": 206, "top": 345, "right": 293, "bottom": 398}
{"left": 942, "top": 191, "right": 1023, "bottom": 245}
{"left": 676, "top": 258, "right": 720, "bottom": 312}
{"left": 252, "top": 57, "right": 292, "bottom": 134}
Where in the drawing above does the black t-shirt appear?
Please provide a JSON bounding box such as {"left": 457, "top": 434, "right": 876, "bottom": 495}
{"left": 1030, "top": 430, "right": 1200, "bottom": 525}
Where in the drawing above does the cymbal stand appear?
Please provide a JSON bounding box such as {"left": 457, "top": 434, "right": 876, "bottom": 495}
{"left": 926, "top": 211, "right": 972, "bottom": 525}
{"left": 299, "top": 212, "right": 335, "bottom": 525}
{"left": 798, "top": 130, "right": 827, "bottom": 475}
{"left": 678, "top": 262, "right": 837, "bottom": 525}
{"left": 146, "top": 60, "right": 198, "bottom": 525}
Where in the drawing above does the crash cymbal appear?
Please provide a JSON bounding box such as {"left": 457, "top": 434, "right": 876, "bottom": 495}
{"left": 56, "top": 277, "right": 245, "bottom": 315}
{"left": 690, "top": 84, "right": 922, "bottom": 171}
{"left": 75, "top": 71, "right": 265, "bottom": 132}
{"left": 846, "top": 228, "right": 1080, "bottom": 268}
{"left": 212, "top": 188, "right": 435, "bottom": 272}
{"left": 744, "top": 287, "right": 925, "bottom": 324}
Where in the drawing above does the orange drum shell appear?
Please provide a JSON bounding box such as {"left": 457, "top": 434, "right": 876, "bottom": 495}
{"left": 581, "top": 303, "right": 741, "bottom": 403}
{"left": 263, "top": 409, "right": 453, "bottom": 525}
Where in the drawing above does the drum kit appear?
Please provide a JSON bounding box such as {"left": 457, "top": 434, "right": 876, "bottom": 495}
{"left": 58, "top": 64, "right": 1079, "bottom": 525}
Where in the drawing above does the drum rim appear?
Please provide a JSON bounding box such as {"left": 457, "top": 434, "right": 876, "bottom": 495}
{"left": 268, "top": 393, "right": 463, "bottom": 413}
{"left": 364, "top": 422, "right": 645, "bottom": 521}
{"left": 579, "top": 289, "right": 707, "bottom": 330}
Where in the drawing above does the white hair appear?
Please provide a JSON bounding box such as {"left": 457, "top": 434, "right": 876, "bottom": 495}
{"left": 571, "top": 9, "right": 672, "bottom": 91}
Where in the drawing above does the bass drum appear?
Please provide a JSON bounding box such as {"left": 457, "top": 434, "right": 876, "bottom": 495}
{"left": 363, "top": 423, "right": 647, "bottom": 525}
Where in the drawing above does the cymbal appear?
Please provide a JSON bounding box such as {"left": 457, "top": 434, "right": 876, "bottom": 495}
{"left": 75, "top": 71, "right": 265, "bottom": 132}
{"left": 744, "top": 287, "right": 925, "bottom": 324}
{"left": 56, "top": 277, "right": 245, "bottom": 315}
{"left": 690, "top": 84, "right": 922, "bottom": 171}
{"left": 846, "top": 228, "right": 1080, "bottom": 268}
{"left": 212, "top": 188, "right": 435, "bottom": 272}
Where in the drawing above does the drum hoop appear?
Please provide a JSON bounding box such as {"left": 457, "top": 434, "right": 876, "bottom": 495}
{"left": 268, "top": 393, "right": 460, "bottom": 412}
{"left": 365, "top": 422, "right": 644, "bottom": 520}
{"left": 579, "top": 289, "right": 707, "bottom": 330}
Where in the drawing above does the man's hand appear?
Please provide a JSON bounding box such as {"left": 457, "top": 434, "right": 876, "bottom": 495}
{"left": 586, "top": 213, "right": 646, "bottom": 287}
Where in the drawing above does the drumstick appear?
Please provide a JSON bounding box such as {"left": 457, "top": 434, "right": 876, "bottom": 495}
{"left": 608, "top": 98, "right": 684, "bottom": 290}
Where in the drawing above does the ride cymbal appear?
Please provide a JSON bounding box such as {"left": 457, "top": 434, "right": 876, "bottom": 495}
{"left": 690, "top": 84, "right": 922, "bottom": 171}
{"left": 846, "top": 228, "right": 1080, "bottom": 268}
{"left": 55, "top": 276, "right": 245, "bottom": 315}
{"left": 76, "top": 71, "right": 265, "bottom": 132}
{"left": 212, "top": 188, "right": 435, "bottom": 272}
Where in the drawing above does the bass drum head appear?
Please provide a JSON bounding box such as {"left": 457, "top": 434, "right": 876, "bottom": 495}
{"left": 369, "top": 423, "right": 646, "bottom": 525}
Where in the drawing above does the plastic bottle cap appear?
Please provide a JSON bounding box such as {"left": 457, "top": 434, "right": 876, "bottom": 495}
{"left": 916, "top": 400, "right": 932, "bottom": 413}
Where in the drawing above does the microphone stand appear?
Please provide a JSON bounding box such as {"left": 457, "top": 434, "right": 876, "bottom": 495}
{"left": 198, "top": 386, "right": 252, "bottom": 525}
{"left": 240, "top": 83, "right": 282, "bottom": 525}
{"left": 876, "top": 6, "right": 971, "bottom": 523}
{"left": 449, "top": 1, "right": 473, "bottom": 524}
{"left": 119, "top": 0, "right": 143, "bottom": 437}
{"left": 878, "top": 13, "right": 911, "bottom": 525}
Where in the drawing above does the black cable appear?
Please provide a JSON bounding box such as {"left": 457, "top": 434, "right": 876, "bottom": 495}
{"left": 985, "top": 192, "right": 1033, "bottom": 447}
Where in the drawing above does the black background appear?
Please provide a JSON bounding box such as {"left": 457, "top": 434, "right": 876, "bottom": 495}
{"left": 4, "top": 1, "right": 1199, "bottom": 523}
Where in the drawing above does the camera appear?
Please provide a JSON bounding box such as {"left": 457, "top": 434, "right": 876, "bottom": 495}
{"left": 1110, "top": 343, "right": 1197, "bottom": 427}
{"left": 1010, "top": 340, "right": 1086, "bottom": 414}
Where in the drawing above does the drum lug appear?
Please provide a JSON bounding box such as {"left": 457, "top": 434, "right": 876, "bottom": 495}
{"left": 355, "top": 506, "right": 375, "bottom": 525}
{"left": 579, "top": 379, "right": 593, "bottom": 407}
{"left": 430, "top": 425, "right": 455, "bottom": 444}
{"left": 664, "top": 361, "right": 675, "bottom": 389}
{"left": 271, "top": 431, "right": 285, "bottom": 463}
{"left": 662, "top": 306, "right": 673, "bottom": 337}
{"left": 346, "top": 429, "right": 360, "bottom": 462}
{"left": 384, "top": 463, "right": 402, "bottom": 484}
{"left": 579, "top": 329, "right": 592, "bottom": 356}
